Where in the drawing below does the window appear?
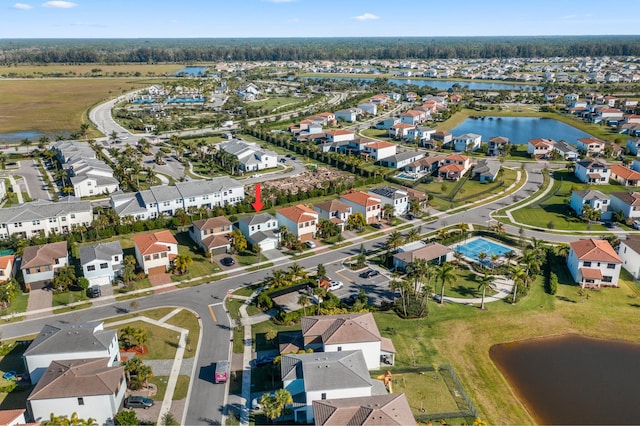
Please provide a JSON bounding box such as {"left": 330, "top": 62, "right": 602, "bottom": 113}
{"left": 603, "top": 276, "right": 613, "bottom": 283}
{"left": 144, "top": 255, "right": 151, "bottom": 261}
{"left": 321, "top": 393, "right": 327, "bottom": 400}
{"left": 114, "top": 256, "right": 119, "bottom": 262}
{"left": 161, "top": 252, "right": 167, "bottom": 258}
{"left": 583, "top": 261, "right": 592, "bottom": 267}
{"left": 87, "top": 265, "right": 96, "bottom": 271}
{"left": 32, "top": 220, "right": 40, "bottom": 225}
{"left": 70, "top": 214, "right": 75, "bottom": 219}
{"left": 78, "top": 397, "right": 84, "bottom": 406}
{"left": 100, "top": 263, "right": 109, "bottom": 269}
{"left": 337, "top": 346, "right": 342, "bottom": 351}
{"left": 153, "top": 253, "right": 160, "bottom": 260}
{"left": 607, "top": 263, "right": 616, "bottom": 269}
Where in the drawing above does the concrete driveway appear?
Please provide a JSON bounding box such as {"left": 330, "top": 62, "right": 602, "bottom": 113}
{"left": 26, "top": 288, "right": 53, "bottom": 319}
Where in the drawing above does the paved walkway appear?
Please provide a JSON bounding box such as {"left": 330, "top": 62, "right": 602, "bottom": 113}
{"left": 6, "top": 175, "right": 24, "bottom": 204}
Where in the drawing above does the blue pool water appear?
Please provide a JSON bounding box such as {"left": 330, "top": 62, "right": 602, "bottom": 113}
{"left": 454, "top": 237, "right": 515, "bottom": 262}
{"left": 396, "top": 173, "right": 416, "bottom": 180}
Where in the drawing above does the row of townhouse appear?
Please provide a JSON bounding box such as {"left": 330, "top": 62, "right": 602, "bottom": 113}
{"left": 110, "top": 176, "right": 245, "bottom": 220}
{"left": 51, "top": 140, "right": 120, "bottom": 197}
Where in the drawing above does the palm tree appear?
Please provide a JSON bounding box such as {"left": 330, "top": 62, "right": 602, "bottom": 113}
{"left": 268, "top": 269, "right": 290, "bottom": 289}
{"left": 287, "top": 262, "right": 307, "bottom": 282}
{"left": 510, "top": 265, "right": 527, "bottom": 304}
{"left": 298, "top": 294, "right": 310, "bottom": 316}
{"left": 476, "top": 272, "right": 494, "bottom": 310}
{"left": 132, "top": 328, "right": 149, "bottom": 352}
{"left": 436, "top": 263, "right": 456, "bottom": 305}
{"left": 173, "top": 254, "right": 193, "bottom": 275}
{"left": 385, "top": 231, "right": 404, "bottom": 254}
{"left": 389, "top": 274, "right": 408, "bottom": 317}
{"left": 555, "top": 243, "right": 570, "bottom": 258}
{"left": 477, "top": 251, "right": 488, "bottom": 268}
{"left": 405, "top": 228, "right": 420, "bottom": 243}
{"left": 382, "top": 203, "right": 395, "bottom": 223}
{"left": 407, "top": 258, "right": 430, "bottom": 294}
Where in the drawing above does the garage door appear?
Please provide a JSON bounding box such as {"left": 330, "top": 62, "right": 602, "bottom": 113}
{"left": 148, "top": 266, "right": 167, "bottom": 276}
{"left": 89, "top": 275, "right": 111, "bottom": 287}
{"left": 259, "top": 240, "right": 278, "bottom": 251}
{"left": 210, "top": 246, "right": 228, "bottom": 255}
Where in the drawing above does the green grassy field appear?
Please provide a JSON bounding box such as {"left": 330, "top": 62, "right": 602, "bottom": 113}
{"left": 511, "top": 169, "right": 627, "bottom": 231}
{"left": 0, "top": 64, "right": 183, "bottom": 78}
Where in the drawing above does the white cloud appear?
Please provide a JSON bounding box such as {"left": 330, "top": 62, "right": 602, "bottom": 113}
{"left": 353, "top": 12, "right": 380, "bottom": 21}
{"left": 13, "top": 3, "right": 33, "bottom": 9}
{"left": 42, "top": 1, "right": 78, "bottom": 8}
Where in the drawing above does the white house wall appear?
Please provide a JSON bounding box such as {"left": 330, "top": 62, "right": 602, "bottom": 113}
{"left": 323, "top": 341, "right": 380, "bottom": 370}
{"left": 30, "top": 387, "right": 124, "bottom": 426}
{"left": 619, "top": 241, "right": 640, "bottom": 279}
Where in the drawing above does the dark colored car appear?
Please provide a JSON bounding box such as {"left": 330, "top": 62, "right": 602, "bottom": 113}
{"left": 360, "top": 269, "right": 380, "bottom": 279}
{"left": 87, "top": 286, "right": 101, "bottom": 298}
{"left": 221, "top": 257, "right": 235, "bottom": 266}
{"left": 255, "top": 355, "right": 275, "bottom": 366}
{"left": 124, "top": 396, "right": 154, "bottom": 409}
{"left": 371, "top": 223, "right": 383, "bottom": 229}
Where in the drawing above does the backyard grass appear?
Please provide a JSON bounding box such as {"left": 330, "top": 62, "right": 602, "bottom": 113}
{"left": 173, "top": 231, "right": 222, "bottom": 278}
{"left": 510, "top": 169, "right": 627, "bottom": 231}
{"left": 0, "top": 79, "right": 150, "bottom": 137}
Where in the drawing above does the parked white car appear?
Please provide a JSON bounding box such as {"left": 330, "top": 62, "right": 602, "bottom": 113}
{"left": 328, "top": 281, "right": 344, "bottom": 291}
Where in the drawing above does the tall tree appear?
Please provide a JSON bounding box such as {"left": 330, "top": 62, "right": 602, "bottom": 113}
{"left": 476, "top": 272, "right": 494, "bottom": 310}
{"left": 436, "top": 263, "right": 456, "bottom": 305}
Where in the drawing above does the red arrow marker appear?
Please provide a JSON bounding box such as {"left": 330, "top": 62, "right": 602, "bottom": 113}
{"left": 251, "top": 183, "right": 264, "bottom": 212}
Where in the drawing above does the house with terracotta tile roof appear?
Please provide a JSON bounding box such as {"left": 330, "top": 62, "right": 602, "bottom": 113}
{"left": 339, "top": 192, "right": 382, "bottom": 224}
{"left": 609, "top": 192, "right": 640, "bottom": 220}
{"left": 567, "top": 238, "right": 622, "bottom": 288}
{"left": 361, "top": 141, "right": 396, "bottom": 161}
{"left": 0, "top": 254, "right": 14, "bottom": 283}
{"left": 610, "top": 165, "right": 640, "bottom": 187}
{"left": 0, "top": 409, "right": 27, "bottom": 426}
{"left": 314, "top": 200, "right": 352, "bottom": 232}
{"left": 324, "top": 129, "right": 355, "bottom": 143}
{"left": 488, "top": 136, "right": 510, "bottom": 156}
{"left": 20, "top": 242, "right": 68, "bottom": 290}
{"left": 577, "top": 137, "right": 606, "bottom": 154}
{"left": 189, "top": 216, "right": 233, "bottom": 256}
{"left": 313, "top": 393, "right": 415, "bottom": 426}
{"left": 618, "top": 236, "right": 640, "bottom": 279}
{"left": 133, "top": 230, "right": 178, "bottom": 275}
{"left": 399, "top": 110, "right": 425, "bottom": 125}
{"left": 387, "top": 123, "right": 415, "bottom": 139}
{"left": 369, "top": 94, "right": 389, "bottom": 105}
{"left": 27, "top": 357, "right": 125, "bottom": 425}
{"left": 527, "top": 138, "right": 555, "bottom": 157}
{"left": 276, "top": 204, "right": 318, "bottom": 241}
{"left": 437, "top": 153, "right": 471, "bottom": 181}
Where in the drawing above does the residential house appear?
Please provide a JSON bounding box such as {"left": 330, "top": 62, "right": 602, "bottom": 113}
{"left": 312, "top": 394, "right": 415, "bottom": 426}
{"left": 339, "top": 192, "right": 382, "bottom": 224}
{"left": 378, "top": 151, "right": 424, "bottom": 169}
{"left": 604, "top": 140, "right": 624, "bottom": 159}
{"left": 23, "top": 321, "right": 120, "bottom": 384}
{"left": 407, "top": 126, "right": 436, "bottom": 143}
{"left": 632, "top": 159, "right": 640, "bottom": 173}
{"left": 375, "top": 117, "right": 399, "bottom": 130}
{"left": 609, "top": 192, "right": 640, "bottom": 220}
{"left": 132, "top": 230, "right": 178, "bottom": 275}
{"left": 324, "top": 129, "right": 355, "bottom": 143}
{"left": 276, "top": 205, "right": 318, "bottom": 242}
{"left": 399, "top": 110, "right": 424, "bottom": 126}
{"left": 473, "top": 159, "right": 501, "bottom": 182}
{"left": 314, "top": 200, "right": 352, "bottom": 232}
{"left": 432, "top": 131, "right": 453, "bottom": 145}
{"left": 438, "top": 154, "right": 471, "bottom": 181}
{"left": 218, "top": 140, "right": 278, "bottom": 172}
{"left": 20, "top": 242, "right": 68, "bottom": 290}
{"left": 405, "top": 156, "right": 444, "bottom": 175}
{"left": 301, "top": 313, "right": 396, "bottom": 370}
{"left": 369, "top": 94, "right": 389, "bottom": 106}
{"left": 392, "top": 241, "right": 453, "bottom": 272}
{"left": 567, "top": 238, "right": 622, "bottom": 288}
{"left": 368, "top": 187, "right": 408, "bottom": 216}
{"left": 110, "top": 177, "right": 245, "bottom": 220}
{"left": 66, "top": 157, "right": 119, "bottom": 198}
{"left": 618, "top": 237, "right": 640, "bottom": 279}
{"left": 577, "top": 137, "right": 606, "bottom": 155}
{"left": 27, "top": 358, "right": 125, "bottom": 425}
{"left": 0, "top": 198, "right": 92, "bottom": 240}
{"left": 453, "top": 133, "right": 482, "bottom": 152}
{"left": 79, "top": 241, "right": 123, "bottom": 288}
{"left": 0, "top": 255, "right": 14, "bottom": 283}
{"left": 237, "top": 213, "right": 280, "bottom": 251}
{"left": 388, "top": 123, "right": 415, "bottom": 139}
{"left": 527, "top": 138, "right": 555, "bottom": 158}
{"left": 281, "top": 351, "right": 380, "bottom": 424}
{"left": 0, "top": 409, "right": 26, "bottom": 426}
{"left": 488, "top": 136, "right": 510, "bottom": 156}
{"left": 610, "top": 165, "right": 640, "bottom": 187}
{"left": 361, "top": 141, "right": 396, "bottom": 161}
{"left": 357, "top": 102, "right": 377, "bottom": 116}
{"left": 236, "top": 83, "right": 260, "bottom": 100}
{"left": 404, "top": 92, "right": 417, "bottom": 102}
{"left": 313, "top": 112, "right": 337, "bottom": 126}
{"left": 400, "top": 186, "right": 428, "bottom": 208}
{"left": 574, "top": 160, "right": 611, "bottom": 184}
{"left": 552, "top": 140, "right": 579, "bottom": 160}
{"left": 626, "top": 139, "right": 640, "bottom": 156}
{"left": 570, "top": 190, "right": 610, "bottom": 219}
{"left": 51, "top": 140, "right": 96, "bottom": 163}
{"left": 335, "top": 108, "right": 360, "bottom": 123}
{"left": 189, "top": 216, "right": 233, "bottom": 255}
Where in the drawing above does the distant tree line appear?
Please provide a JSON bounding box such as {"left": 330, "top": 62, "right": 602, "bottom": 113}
{"left": 2, "top": 36, "right": 640, "bottom": 64}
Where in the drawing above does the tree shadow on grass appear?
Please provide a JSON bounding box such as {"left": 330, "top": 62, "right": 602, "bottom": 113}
{"left": 556, "top": 295, "right": 577, "bottom": 303}
{"left": 449, "top": 286, "right": 478, "bottom": 297}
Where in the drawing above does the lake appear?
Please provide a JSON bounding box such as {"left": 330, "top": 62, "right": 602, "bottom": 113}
{"left": 175, "top": 66, "right": 211, "bottom": 77}
{"left": 450, "top": 116, "right": 592, "bottom": 144}
{"left": 304, "top": 76, "right": 541, "bottom": 91}
{"left": 490, "top": 334, "right": 640, "bottom": 425}
{"left": 0, "top": 131, "right": 44, "bottom": 143}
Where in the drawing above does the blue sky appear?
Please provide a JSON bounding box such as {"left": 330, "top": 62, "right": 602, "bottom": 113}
{"left": 2, "top": 0, "right": 639, "bottom": 38}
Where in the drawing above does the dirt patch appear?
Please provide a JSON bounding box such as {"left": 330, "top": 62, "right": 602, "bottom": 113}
{"left": 246, "top": 167, "right": 355, "bottom": 196}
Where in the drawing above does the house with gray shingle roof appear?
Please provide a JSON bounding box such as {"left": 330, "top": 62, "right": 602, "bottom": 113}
{"left": 189, "top": 216, "right": 233, "bottom": 255}
{"left": 237, "top": 213, "right": 280, "bottom": 251}
{"left": 281, "top": 350, "right": 386, "bottom": 424}
{"left": 23, "top": 321, "right": 120, "bottom": 384}
{"left": 218, "top": 139, "right": 278, "bottom": 172}
{"left": 312, "top": 393, "right": 415, "bottom": 426}
{"left": 20, "top": 241, "right": 68, "bottom": 290}
{"left": 570, "top": 189, "right": 610, "bottom": 219}
{"left": 79, "top": 241, "right": 124, "bottom": 287}
{"left": 27, "top": 357, "right": 125, "bottom": 425}
{"left": 473, "top": 159, "right": 501, "bottom": 182}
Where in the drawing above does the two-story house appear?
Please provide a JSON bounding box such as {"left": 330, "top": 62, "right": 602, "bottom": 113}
{"left": 574, "top": 160, "right": 611, "bottom": 184}
{"left": 335, "top": 108, "right": 361, "bottom": 123}
{"left": 133, "top": 230, "right": 179, "bottom": 275}
{"left": 453, "top": 133, "right": 482, "bottom": 152}
{"left": 237, "top": 213, "right": 280, "bottom": 251}
{"left": 368, "top": 186, "right": 408, "bottom": 216}
{"left": 618, "top": 237, "right": 640, "bottom": 279}
{"left": 189, "top": 216, "right": 233, "bottom": 256}
{"left": 314, "top": 200, "right": 352, "bottom": 232}
{"left": 218, "top": 140, "right": 278, "bottom": 172}
{"left": 567, "top": 238, "right": 622, "bottom": 288}
{"left": 276, "top": 205, "right": 318, "bottom": 242}
{"left": 488, "top": 136, "right": 510, "bottom": 156}
{"left": 437, "top": 154, "right": 472, "bottom": 181}
{"left": 609, "top": 192, "right": 640, "bottom": 220}
{"left": 570, "top": 190, "right": 610, "bottom": 219}
{"left": 339, "top": 192, "right": 382, "bottom": 224}
{"left": 378, "top": 151, "right": 424, "bottom": 169}
{"left": 22, "top": 320, "right": 120, "bottom": 384}
{"left": 79, "top": 241, "right": 123, "bottom": 288}
{"left": 20, "top": 241, "right": 68, "bottom": 290}
{"left": 361, "top": 141, "right": 396, "bottom": 161}
{"left": 313, "top": 394, "right": 415, "bottom": 426}
{"left": 577, "top": 137, "right": 606, "bottom": 155}
{"left": 0, "top": 254, "right": 15, "bottom": 283}
{"left": 527, "top": 138, "right": 555, "bottom": 158}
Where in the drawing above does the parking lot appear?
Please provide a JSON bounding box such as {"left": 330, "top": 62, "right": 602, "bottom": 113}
{"left": 324, "top": 262, "right": 393, "bottom": 306}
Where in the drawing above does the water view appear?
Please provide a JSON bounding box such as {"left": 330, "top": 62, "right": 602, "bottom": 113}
{"left": 490, "top": 334, "right": 640, "bottom": 425}
{"left": 450, "top": 116, "right": 592, "bottom": 144}
{"left": 175, "top": 66, "right": 211, "bottom": 77}
{"left": 0, "top": 131, "right": 44, "bottom": 143}
{"left": 304, "top": 77, "right": 541, "bottom": 91}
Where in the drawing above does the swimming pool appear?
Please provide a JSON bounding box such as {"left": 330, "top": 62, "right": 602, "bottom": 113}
{"left": 453, "top": 237, "right": 515, "bottom": 263}
{"left": 396, "top": 173, "right": 416, "bottom": 180}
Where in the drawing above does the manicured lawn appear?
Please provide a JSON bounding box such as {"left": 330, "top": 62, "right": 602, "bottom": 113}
{"left": 511, "top": 169, "right": 627, "bottom": 231}
{"left": 164, "top": 309, "right": 201, "bottom": 359}
{"left": 148, "top": 375, "right": 190, "bottom": 401}
{"left": 172, "top": 231, "right": 222, "bottom": 278}
{"left": 226, "top": 298, "right": 244, "bottom": 322}
{"left": 360, "top": 128, "right": 391, "bottom": 140}
{"left": 232, "top": 284, "right": 261, "bottom": 297}
{"left": 248, "top": 97, "right": 301, "bottom": 111}
{"left": 236, "top": 251, "right": 267, "bottom": 266}
{"left": 0, "top": 292, "right": 29, "bottom": 316}
{"left": 252, "top": 321, "right": 303, "bottom": 352}
{"left": 51, "top": 289, "right": 89, "bottom": 307}
{"left": 105, "top": 320, "right": 179, "bottom": 360}
{"left": 445, "top": 268, "right": 499, "bottom": 300}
